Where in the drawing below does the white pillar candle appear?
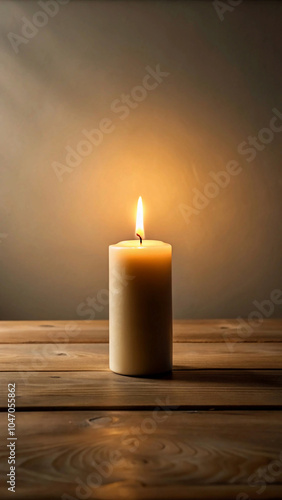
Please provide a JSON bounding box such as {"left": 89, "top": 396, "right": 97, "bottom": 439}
{"left": 109, "top": 197, "right": 172, "bottom": 376}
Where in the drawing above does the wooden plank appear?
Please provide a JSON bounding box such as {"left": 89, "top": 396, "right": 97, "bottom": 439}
{"left": 0, "top": 320, "right": 109, "bottom": 344}
{"left": 0, "top": 410, "right": 282, "bottom": 499}
{"left": 1, "top": 342, "right": 282, "bottom": 372}
{"left": 175, "top": 318, "right": 282, "bottom": 343}
{"left": 1, "top": 485, "right": 280, "bottom": 500}
{"left": 0, "top": 319, "right": 281, "bottom": 344}
{"left": 0, "top": 370, "right": 282, "bottom": 409}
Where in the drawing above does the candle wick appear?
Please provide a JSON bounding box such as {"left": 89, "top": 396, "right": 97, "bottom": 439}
{"left": 136, "top": 233, "right": 142, "bottom": 245}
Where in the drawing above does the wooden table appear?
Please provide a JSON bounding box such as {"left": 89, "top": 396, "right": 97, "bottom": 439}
{"left": 0, "top": 319, "right": 282, "bottom": 499}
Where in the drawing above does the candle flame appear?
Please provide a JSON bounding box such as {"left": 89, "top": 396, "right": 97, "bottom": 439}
{"left": 135, "top": 196, "right": 144, "bottom": 240}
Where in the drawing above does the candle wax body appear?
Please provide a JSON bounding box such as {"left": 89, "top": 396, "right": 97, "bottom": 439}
{"left": 109, "top": 240, "right": 172, "bottom": 376}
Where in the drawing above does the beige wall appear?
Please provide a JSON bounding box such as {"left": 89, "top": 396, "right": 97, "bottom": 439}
{"left": 0, "top": 0, "right": 282, "bottom": 320}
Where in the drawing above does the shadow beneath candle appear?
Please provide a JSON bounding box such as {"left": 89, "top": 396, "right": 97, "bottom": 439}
{"left": 168, "top": 369, "right": 282, "bottom": 388}
{"left": 112, "top": 369, "right": 173, "bottom": 380}
{"left": 111, "top": 369, "right": 282, "bottom": 389}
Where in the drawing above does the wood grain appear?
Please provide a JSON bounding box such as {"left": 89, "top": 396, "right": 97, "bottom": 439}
{"left": 1, "top": 320, "right": 282, "bottom": 499}
{"left": 0, "top": 319, "right": 281, "bottom": 343}
{"left": 1, "top": 370, "right": 282, "bottom": 409}
{"left": 1, "top": 342, "right": 282, "bottom": 372}
{"left": 0, "top": 410, "right": 281, "bottom": 499}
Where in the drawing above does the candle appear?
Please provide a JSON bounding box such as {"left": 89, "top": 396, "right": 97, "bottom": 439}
{"left": 109, "top": 197, "right": 172, "bottom": 376}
